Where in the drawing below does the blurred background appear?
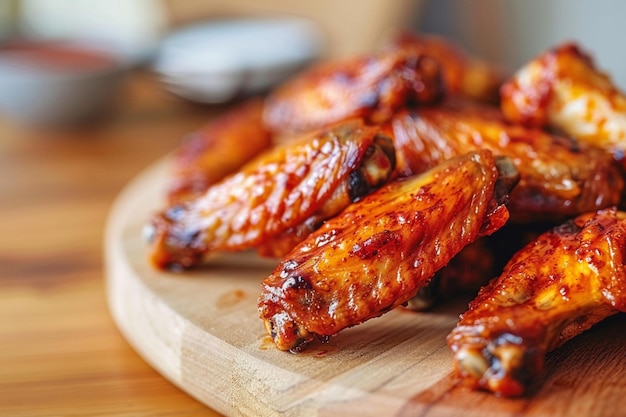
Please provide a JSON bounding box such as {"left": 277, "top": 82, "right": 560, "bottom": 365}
{"left": 0, "top": 0, "right": 417, "bottom": 59}
{"left": 1, "top": 0, "right": 624, "bottom": 71}
{"left": 0, "top": 0, "right": 625, "bottom": 126}
{"left": 417, "top": 0, "right": 626, "bottom": 88}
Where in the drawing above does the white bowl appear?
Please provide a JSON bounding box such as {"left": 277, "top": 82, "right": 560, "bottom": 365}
{"left": 0, "top": 39, "right": 133, "bottom": 126}
{"left": 153, "top": 17, "right": 323, "bottom": 103}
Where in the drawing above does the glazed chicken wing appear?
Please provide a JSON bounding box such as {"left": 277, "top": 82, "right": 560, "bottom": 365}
{"left": 146, "top": 120, "right": 395, "bottom": 270}
{"left": 386, "top": 32, "right": 502, "bottom": 103}
{"left": 501, "top": 43, "right": 626, "bottom": 167}
{"left": 263, "top": 47, "right": 443, "bottom": 135}
{"left": 259, "top": 150, "right": 519, "bottom": 351}
{"left": 447, "top": 208, "right": 626, "bottom": 397}
{"left": 386, "top": 100, "right": 623, "bottom": 222}
{"left": 166, "top": 99, "right": 273, "bottom": 204}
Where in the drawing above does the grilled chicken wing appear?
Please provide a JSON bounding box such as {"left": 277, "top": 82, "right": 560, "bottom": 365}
{"left": 386, "top": 100, "right": 623, "bottom": 222}
{"left": 263, "top": 47, "right": 443, "bottom": 135}
{"left": 255, "top": 133, "right": 396, "bottom": 258}
{"left": 166, "top": 99, "right": 273, "bottom": 204}
{"left": 259, "top": 150, "right": 519, "bottom": 351}
{"left": 146, "top": 120, "right": 395, "bottom": 270}
{"left": 386, "top": 32, "right": 502, "bottom": 103}
{"left": 447, "top": 208, "right": 626, "bottom": 397}
{"left": 501, "top": 43, "right": 626, "bottom": 167}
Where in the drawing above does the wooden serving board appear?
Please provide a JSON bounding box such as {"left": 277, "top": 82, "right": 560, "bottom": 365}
{"left": 105, "top": 158, "right": 626, "bottom": 417}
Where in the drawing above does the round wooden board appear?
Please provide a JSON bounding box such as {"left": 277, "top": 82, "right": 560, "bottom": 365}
{"left": 105, "top": 158, "right": 626, "bottom": 417}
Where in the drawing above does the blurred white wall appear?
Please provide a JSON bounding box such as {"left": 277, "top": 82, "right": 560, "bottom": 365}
{"left": 418, "top": 0, "right": 626, "bottom": 88}
{"left": 0, "top": 1, "right": 19, "bottom": 40}
{"left": 7, "top": 0, "right": 167, "bottom": 56}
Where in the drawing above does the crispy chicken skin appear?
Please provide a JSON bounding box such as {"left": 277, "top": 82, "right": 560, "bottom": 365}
{"left": 146, "top": 120, "right": 395, "bottom": 270}
{"left": 386, "top": 100, "right": 624, "bottom": 222}
{"left": 166, "top": 99, "right": 273, "bottom": 204}
{"left": 259, "top": 150, "right": 519, "bottom": 352}
{"left": 447, "top": 208, "right": 626, "bottom": 397}
{"left": 255, "top": 131, "right": 396, "bottom": 259}
{"left": 386, "top": 32, "right": 502, "bottom": 103}
{"left": 501, "top": 43, "right": 626, "bottom": 167}
{"left": 263, "top": 47, "right": 443, "bottom": 135}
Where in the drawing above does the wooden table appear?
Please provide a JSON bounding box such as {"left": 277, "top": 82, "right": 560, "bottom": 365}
{"left": 0, "top": 71, "right": 224, "bottom": 416}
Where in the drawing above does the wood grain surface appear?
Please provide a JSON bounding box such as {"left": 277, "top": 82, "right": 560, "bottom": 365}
{"left": 105, "top": 150, "right": 626, "bottom": 416}
{"left": 0, "top": 72, "right": 224, "bottom": 417}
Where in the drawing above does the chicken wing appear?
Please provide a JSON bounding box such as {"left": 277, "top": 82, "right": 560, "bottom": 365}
{"left": 146, "top": 120, "right": 395, "bottom": 270}
{"left": 500, "top": 43, "right": 626, "bottom": 168}
{"left": 166, "top": 99, "right": 273, "bottom": 203}
{"left": 255, "top": 135, "right": 395, "bottom": 259}
{"left": 259, "top": 150, "right": 519, "bottom": 352}
{"left": 386, "top": 99, "right": 623, "bottom": 222}
{"left": 447, "top": 208, "right": 626, "bottom": 397}
{"left": 263, "top": 47, "right": 443, "bottom": 135}
{"left": 386, "top": 32, "right": 502, "bottom": 103}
